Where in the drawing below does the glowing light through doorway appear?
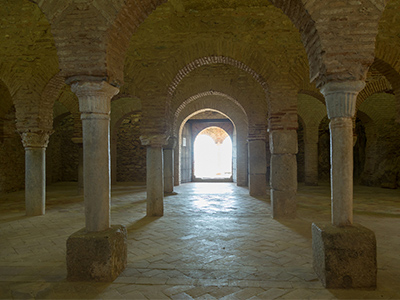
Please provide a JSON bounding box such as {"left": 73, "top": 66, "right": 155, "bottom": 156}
{"left": 194, "top": 127, "right": 232, "bottom": 179}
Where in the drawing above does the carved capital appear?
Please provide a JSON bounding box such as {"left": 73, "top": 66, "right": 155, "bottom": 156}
{"left": 140, "top": 134, "right": 169, "bottom": 147}
{"left": 320, "top": 81, "right": 365, "bottom": 119}
{"left": 20, "top": 130, "right": 52, "bottom": 148}
{"left": 70, "top": 80, "right": 119, "bottom": 115}
{"left": 165, "top": 136, "right": 177, "bottom": 149}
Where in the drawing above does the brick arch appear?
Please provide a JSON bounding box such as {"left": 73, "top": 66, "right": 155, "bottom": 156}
{"left": 168, "top": 56, "right": 270, "bottom": 98}
{"left": 170, "top": 62, "right": 267, "bottom": 136}
{"left": 174, "top": 91, "right": 247, "bottom": 127}
{"left": 274, "top": 0, "right": 384, "bottom": 86}
{"left": 268, "top": 0, "right": 322, "bottom": 84}
{"left": 174, "top": 92, "right": 248, "bottom": 138}
{"left": 298, "top": 90, "right": 325, "bottom": 105}
{"left": 110, "top": 97, "right": 142, "bottom": 139}
{"left": 356, "top": 77, "right": 393, "bottom": 111}
{"left": 370, "top": 57, "right": 400, "bottom": 121}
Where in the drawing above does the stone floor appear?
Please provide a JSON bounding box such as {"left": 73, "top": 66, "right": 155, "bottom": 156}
{"left": 0, "top": 182, "right": 399, "bottom": 299}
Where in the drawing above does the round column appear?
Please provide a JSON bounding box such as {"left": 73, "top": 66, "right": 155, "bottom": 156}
{"left": 321, "top": 81, "right": 365, "bottom": 227}
{"left": 71, "top": 80, "right": 119, "bottom": 232}
{"left": 21, "top": 131, "right": 50, "bottom": 216}
{"left": 141, "top": 134, "right": 168, "bottom": 216}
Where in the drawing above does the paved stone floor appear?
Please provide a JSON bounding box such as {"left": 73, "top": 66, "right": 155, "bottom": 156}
{"left": 0, "top": 182, "right": 399, "bottom": 299}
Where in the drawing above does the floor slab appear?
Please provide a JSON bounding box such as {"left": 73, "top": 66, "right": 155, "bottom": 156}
{"left": 0, "top": 182, "right": 399, "bottom": 299}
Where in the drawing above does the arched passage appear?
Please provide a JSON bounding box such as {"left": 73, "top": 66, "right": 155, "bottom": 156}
{"left": 193, "top": 127, "right": 233, "bottom": 181}
{"left": 174, "top": 93, "right": 248, "bottom": 187}
{"left": 179, "top": 110, "right": 235, "bottom": 184}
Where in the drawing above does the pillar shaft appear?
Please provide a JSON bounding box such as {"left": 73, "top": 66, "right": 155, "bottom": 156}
{"left": 147, "top": 146, "right": 164, "bottom": 216}
{"left": 164, "top": 137, "right": 176, "bottom": 194}
{"left": 71, "top": 81, "right": 119, "bottom": 232}
{"left": 321, "top": 81, "right": 365, "bottom": 227}
{"left": 141, "top": 135, "right": 168, "bottom": 216}
{"left": 20, "top": 131, "right": 50, "bottom": 216}
{"left": 164, "top": 148, "right": 174, "bottom": 193}
{"left": 269, "top": 130, "right": 297, "bottom": 218}
{"left": 25, "top": 147, "right": 46, "bottom": 215}
{"left": 330, "top": 117, "right": 354, "bottom": 226}
{"left": 248, "top": 139, "right": 267, "bottom": 197}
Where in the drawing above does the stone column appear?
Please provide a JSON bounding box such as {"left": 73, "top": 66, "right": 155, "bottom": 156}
{"left": 164, "top": 137, "right": 176, "bottom": 194}
{"left": 141, "top": 134, "right": 167, "bottom": 216}
{"left": 312, "top": 81, "right": 376, "bottom": 289}
{"left": 71, "top": 81, "right": 119, "bottom": 232}
{"left": 304, "top": 126, "right": 319, "bottom": 186}
{"left": 174, "top": 142, "right": 180, "bottom": 186}
{"left": 72, "top": 138, "right": 84, "bottom": 195}
{"left": 20, "top": 131, "right": 50, "bottom": 216}
{"left": 269, "top": 130, "right": 297, "bottom": 218}
{"left": 67, "top": 80, "right": 127, "bottom": 282}
{"left": 248, "top": 138, "right": 267, "bottom": 197}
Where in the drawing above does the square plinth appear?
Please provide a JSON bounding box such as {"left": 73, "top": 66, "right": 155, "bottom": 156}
{"left": 312, "top": 223, "right": 377, "bottom": 289}
{"left": 67, "top": 225, "right": 127, "bottom": 282}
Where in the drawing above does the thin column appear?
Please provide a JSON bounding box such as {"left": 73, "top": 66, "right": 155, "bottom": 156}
{"left": 141, "top": 135, "right": 167, "bottom": 216}
{"left": 269, "top": 130, "right": 297, "bottom": 218}
{"left": 164, "top": 137, "right": 176, "bottom": 194}
{"left": 71, "top": 81, "right": 119, "bottom": 232}
{"left": 321, "top": 81, "right": 365, "bottom": 227}
{"left": 21, "top": 131, "right": 50, "bottom": 216}
{"left": 304, "top": 126, "right": 319, "bottom": 186}
{"left": 248, "top": 138, "right": 267, "bottom": 197}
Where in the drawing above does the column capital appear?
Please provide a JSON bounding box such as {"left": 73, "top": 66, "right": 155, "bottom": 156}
{"left": 320, "top": 81, "right": 365, "bottom": 119}
{"left": 165, "top": 136, "right": 177, "bottom": 149}
{"left": 70, "top": 80, "right": 119, "bottom": 115}
{"left": 140, "top": 134, "right": 169, "bottom": 147}
{"left": 20, "top": 130, "right": 52, "bottom": 148}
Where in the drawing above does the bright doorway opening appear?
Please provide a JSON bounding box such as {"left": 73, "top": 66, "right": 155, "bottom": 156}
{"left": 193, "top": 127, "right": 232, "bottom": 180}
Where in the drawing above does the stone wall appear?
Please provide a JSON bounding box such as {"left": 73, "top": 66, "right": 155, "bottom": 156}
{"left": 47, "top": 115, "right": 79, "bottom": 184}
{"left": 358, "top": 93, "right": 400, "bottom": 188}
{"left": 116, "top": 113, "right": 146, "bottom": 182}
{"left": 0, "top": 109, "right": 24, "bottom": 192}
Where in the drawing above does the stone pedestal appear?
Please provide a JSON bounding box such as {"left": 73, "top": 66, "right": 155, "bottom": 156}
{"left": 20, "top": 131, "right": 50, "bottom": 216}
{"left": 248, "top": 139, "right": 267, "bottom": 197}
{"left": 141, "top": 135, "right": 167, "bottom": 216}
{"left": 67, "top": 225, "right": 127, "bottom": 282}
{"left": 312, "top": 223, "right": 377, "bottom": 288}
{"left": 269, "top": 130, "right": 297, "bottom": 218}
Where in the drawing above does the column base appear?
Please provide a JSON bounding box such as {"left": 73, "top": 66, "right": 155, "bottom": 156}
{"left": 249, "top": 174, "right": 267, "bottom": 197}
{"left": 271, "top": 189, "right": 296, "bottom": 219}
{"left": 67, "top": 225, "right": 127, "bottom": 282}
{"left": 312, "top": 223, "right": 377, "bottom": 289}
